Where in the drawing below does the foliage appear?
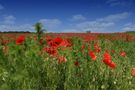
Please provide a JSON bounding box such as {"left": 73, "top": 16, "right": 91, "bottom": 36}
{"left": 34, "top": 22, "right": 46, "bottom": 41}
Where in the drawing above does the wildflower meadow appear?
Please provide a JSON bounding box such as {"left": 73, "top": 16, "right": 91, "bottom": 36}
{"left": 0, "top": 30, "right": 135, "bottom": 90}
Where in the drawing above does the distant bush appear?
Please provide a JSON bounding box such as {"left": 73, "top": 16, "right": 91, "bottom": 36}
{"left": 126, "top": 31, "right": 135, "bottom": 33}
{"left": 86, "top": 31, "right": 91, "bottom": 33}
{"left": 0, "top": 31, "right": 31, "bottom": 33}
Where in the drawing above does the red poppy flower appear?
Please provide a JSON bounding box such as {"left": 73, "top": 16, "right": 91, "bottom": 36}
{"left": 59, "top": 39, "right": 71, "bottom": 47}
{"left": 120, "top": 51, "right": 126, "bottom": 57}
{"left": 108, "top": 61, "right": 116, "bottom": 69}
{"left": 48, "top": 37, "right": 72, "bottom": 48}
{"left": 16, "top": 36, "right": 25, "bottom": 45}
{"left": 46, "top": 36, "right": 52, "bottom": 42}
{"left": 74, "top": 61, "right": 80, "bottom": 66}
{"left": 105, "top": 50, "right": 109, "bottom": 53}
{"left": 39, "top": 39, "right": 43, "bottom": 45}
{"left": 48, "top": 37, "right": 63, "bottom": 47}
{"left": 89, "top": 51, "right": 97, "bottom": 61}
{"left": 94, "top": 43, "right": 99, "bottom": 49}
{"left": 131, "top": 69, "right": 135, "bottom": 75}
{"left": 103, "top": 59, "right": 111, "bottom": 65}
{"left": 94, "top": 48, "right": 101, "bottom": 53}
{"left": 0, "top": 38, "right": 9, "bottom": 45}
{"left": 94, "top": 43, "right": 101, "bottom": 53}
{"left": 103, "top": 51, "right": 116, "bottom": 69}
{"left": 81, "top": 45, "right": 85, "bottom": 50}
{"left": 104, "top": 52, "right": 111, "bottom": 60}
{"left": 43, "top": 47, "right": 57, "bottom": 55}
{"left": 112, "top": 50, "right": 115, "bottom": 54}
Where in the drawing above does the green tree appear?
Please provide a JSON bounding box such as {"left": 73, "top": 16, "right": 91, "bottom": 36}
{"left": 34, "top": 22, "right": 46, "bottom": 41}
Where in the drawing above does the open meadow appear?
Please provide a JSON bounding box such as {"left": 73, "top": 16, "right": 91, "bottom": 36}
{"left": 0, "top": 32, "right": 135, "bottom": 90}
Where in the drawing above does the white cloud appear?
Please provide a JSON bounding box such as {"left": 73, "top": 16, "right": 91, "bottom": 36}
{"left": 0, "top": 15, "right": 63, "bottom": 32}
{"left": 3, "top": 15, "right": 16, "bottom": 24}
{"left": 75, "top": 12, "right": 130, "bottom": 32}
{"left": 70, "top": 14, "right": 86, "bottom": 21}
{"left": 124, "top": 23, "right": 132, "bottom": 26}
{"left": 39, "top": 19, "right": 62, "bottom": 30}
{"left": 0, "top": 24, "right": 34, "bottom": 32}
{"left": 0, "top": 4, "right": 4, "bottom": 10}
{"left": 0, "top": 15, "right": 34, "bottom": 31}
{"left": 122, "top": 24, "right": 135, "bottom": 31}
{"left": 98, "top": 12, "right": 130, "bottom": 22}
{"left": 76, "top": 21, "right": 114, "bottom": 32}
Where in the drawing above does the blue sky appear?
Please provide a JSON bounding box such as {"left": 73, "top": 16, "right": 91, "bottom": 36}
{"left": 0, "top": 0, "right": 135, "bottom": 32}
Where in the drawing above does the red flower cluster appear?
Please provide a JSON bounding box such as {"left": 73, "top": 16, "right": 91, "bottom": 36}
{"left": 48, "top": 37, "right": 63, "bottom": 47}
{"left": 89, "top": 51, "right": 97, "bottom": 61}
{"left": 87, "top": 43, "right": 100, "bottom": 61}
{"left": 46, "top": 36, "right": 52, "bottom": 42}
{"left": 16, "top": 36, "right": 25, "bottom": 45}
{"left": 131, "top": 69, "right": 135, "bottom": 75}
{"left": 48, "top": 37, "right": 71, "bottom": 48}
{"left": 43, "top": 37, "right": 72, "bottom": 64}
{"left": 43, "top": 47, "right": 57, "bottom": 56}
{"left": 103, "top": 51, "right": 116, "bottom": 69}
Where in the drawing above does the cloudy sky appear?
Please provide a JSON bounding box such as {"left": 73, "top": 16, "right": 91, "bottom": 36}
{"left": 0, "top": 0, "right": 135, "bottom": 32}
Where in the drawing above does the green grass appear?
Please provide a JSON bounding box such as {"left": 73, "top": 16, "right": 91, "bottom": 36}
{"left": 0, "top": 35, "right": 135, "bottom": 90}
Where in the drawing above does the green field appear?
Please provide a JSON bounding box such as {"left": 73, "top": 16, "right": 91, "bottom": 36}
{"left": 0, "top": 33, "right": 135, "bottom": 90}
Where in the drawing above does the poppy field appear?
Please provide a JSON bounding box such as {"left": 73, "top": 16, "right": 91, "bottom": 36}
{"left": 0, "top": 32, "right": 135, "bottom": 90}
